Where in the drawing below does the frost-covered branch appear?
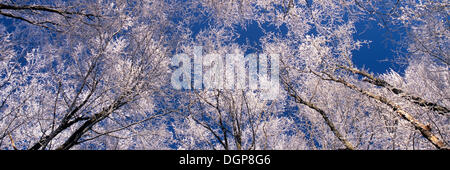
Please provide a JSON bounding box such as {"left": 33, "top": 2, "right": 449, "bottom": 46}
{"left": 312, "top": 70, "right": 448, "bottom": 150}
{"left": 337, "top": 65, "right": 450, "bottom": 115}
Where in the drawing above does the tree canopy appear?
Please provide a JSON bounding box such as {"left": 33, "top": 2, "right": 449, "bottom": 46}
{"left": 0, "top": 0, "right": 448, "bottom": 150}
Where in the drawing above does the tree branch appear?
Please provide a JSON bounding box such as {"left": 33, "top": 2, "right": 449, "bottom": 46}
{"left": 314, "top": 70, "right": 448, "bottom": 150}
{"left": 281, "top": 75, "right": 355, "bottom": 150}
{"left": 338, "top": 65, "right": 450, "bottom": 115}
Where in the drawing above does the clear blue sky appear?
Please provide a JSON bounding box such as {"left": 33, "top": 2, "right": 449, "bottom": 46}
{"left": 352, "top": 20, "right": 406, "bottom": 74}
{"left": 1, "top": 6, "right": 403, "bottom": 75}
{"left": 232, "top": 20, "right": 404, "bottom": 75}
{"left": 189, "top": 17, "right": 404, "bottom": 75}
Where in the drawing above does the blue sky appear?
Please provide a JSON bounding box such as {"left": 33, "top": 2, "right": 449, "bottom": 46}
{"left": 236, "top": 21, "right": 405, "bottom": 75}
{"left": 1, "top": 4, "right": 404, "bottom": 76}
{"left": 352, "top": 20, "right": 406, "bottom": 74}
{"left": 187, "top": 15, "right": 405, "bottom": 75}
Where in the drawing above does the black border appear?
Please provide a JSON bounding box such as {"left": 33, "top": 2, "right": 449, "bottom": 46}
{"left": 1, "top": 150, "right": 446, "bottom": 169}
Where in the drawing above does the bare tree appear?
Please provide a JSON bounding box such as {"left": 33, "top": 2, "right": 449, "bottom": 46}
{"left": 0, "top": 0, "right": 448, "bottom": 150}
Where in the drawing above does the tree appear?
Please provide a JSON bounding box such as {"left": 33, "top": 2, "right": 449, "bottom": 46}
{"left": 0, "top": 0, "right": 448, "bottom": 150}
{"left": 1, "top": 0, "right": 175, "bottom": 150}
